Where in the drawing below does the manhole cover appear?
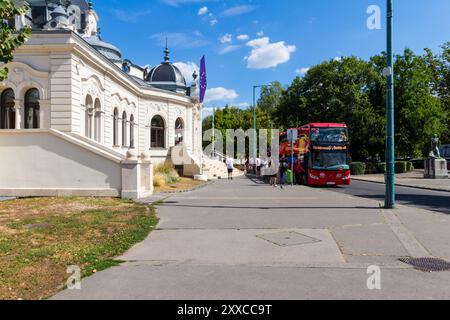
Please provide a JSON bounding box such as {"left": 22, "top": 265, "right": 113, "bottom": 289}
{"left": 399, "top": 257, "right": 450, "bottom": 272}
{"left": 257, "top": 231, "right": 322, "bottom": 247}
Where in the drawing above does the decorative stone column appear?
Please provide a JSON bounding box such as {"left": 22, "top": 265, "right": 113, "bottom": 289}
{"left": 13, "top": 99, "right": 24, "bottom": 129}
{"left": 121, "top": 149, "right": 154, "bottom": 200}
{"left": 38, "top": 99, "right": 51, "bottom": 129}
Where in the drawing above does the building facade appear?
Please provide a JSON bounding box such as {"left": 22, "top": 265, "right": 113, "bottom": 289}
{"left": 0, "top": 0, "right": 204, "bottom": 199}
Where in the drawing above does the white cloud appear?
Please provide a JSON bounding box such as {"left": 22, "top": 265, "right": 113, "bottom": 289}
{"left": 236, "top": 102, "right": 250, "bottom": 108}
{"left": 219, "top": 45, "right": 241, "bottom": 55}
{"left": 256, "top": 31, "right": 264, "bottom": 37}
{"left": 236, "top": 34, "right": 249, "bottom": 41}
{"left": 333, "top": 56, "right": 343, "bottom": 62}
{"left": 173, "top": 62, "right": 199, "bottom": 82}
{"left": 245, "top": 37, "right": 296, "bottom": 69}
{"left": 296, "top": 67, "right": 310, "bottom": 76}
{"left": 220, "top": 34, "right": 233, "bottom": 44}
{"left": 198, "top": 6, "right": 208, "bottom": 15}
{"left": 205, "top": 87, "right": 238, "bottom": 103}
{"left": 202, "top": 107, "right": 214, "bottom": 119}
{"left": 220, "top": 5, "right": 257, "bottom": 17}
{"left": 210, "top": 18, "right": 218, "bottom": 26}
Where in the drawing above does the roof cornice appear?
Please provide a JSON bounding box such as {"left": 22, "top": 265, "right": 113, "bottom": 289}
{"left": 15, "top": 30, "right": 195, "bottom": 106}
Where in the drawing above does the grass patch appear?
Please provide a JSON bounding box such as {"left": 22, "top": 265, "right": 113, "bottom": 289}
{"left": 0, "top": 197, "right": 158, "bottom": 300}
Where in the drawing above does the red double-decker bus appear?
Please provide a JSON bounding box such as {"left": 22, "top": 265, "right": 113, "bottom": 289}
{"left": 280, "top": 123, "right": 351, "bottom": 186}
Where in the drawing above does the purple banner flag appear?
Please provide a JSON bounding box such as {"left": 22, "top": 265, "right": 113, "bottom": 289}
{"left": 199, "top": 55, "right": 207, "bottom": 103}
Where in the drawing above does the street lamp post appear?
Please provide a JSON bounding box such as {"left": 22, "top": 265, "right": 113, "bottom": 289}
{"left": 385, "top": 0, "right": 395, "bottom": 209}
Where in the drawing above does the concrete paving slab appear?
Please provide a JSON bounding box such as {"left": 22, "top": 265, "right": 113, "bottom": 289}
{"left": 52, "top": 264, "right": 450, "bottom": 300}
{"left": 395, "top": 207, "right": 450, "bottom": 261}
{"left": 331, "top": 224, "right": 409, "bottom": 257}
{"left": 120, "top": 229, "right": 345, "bottom": 266}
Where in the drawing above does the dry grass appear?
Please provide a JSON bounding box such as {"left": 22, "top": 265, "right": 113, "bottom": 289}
{"left": 0, "top": 197, "right": 158, "bottom": 300}
{"left": 155, "top": 177, "right": 207, "bottom": 193}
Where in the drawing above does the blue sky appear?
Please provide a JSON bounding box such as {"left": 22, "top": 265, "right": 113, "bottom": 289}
{"left": 94, "top": 0, "right": 450, "bottom": 112}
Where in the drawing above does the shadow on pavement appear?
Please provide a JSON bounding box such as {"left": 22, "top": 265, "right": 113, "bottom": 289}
{"left": 359, "top": 193, "right": 450, "bottom": 215}
{"left": 158, "top": 203, "right": 379, "bottom": 210}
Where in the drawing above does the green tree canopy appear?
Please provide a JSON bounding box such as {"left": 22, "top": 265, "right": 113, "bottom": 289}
{"left": 257, "top": 81, "right": 284, "bottom": 116}
{"left": 0, "top": 0, "right": 31, "bottom": 81}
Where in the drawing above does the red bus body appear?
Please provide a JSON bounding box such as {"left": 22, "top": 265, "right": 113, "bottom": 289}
{"left": 280, "top": 123, "right": 351, "bottom": 186}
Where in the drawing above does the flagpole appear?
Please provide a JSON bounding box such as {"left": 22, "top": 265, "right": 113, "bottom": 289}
{"left": 212, "top": 105, "right": 215, "bottom": 158}
{"left": 197, "top": 55, "right": 207, "bottom": 180}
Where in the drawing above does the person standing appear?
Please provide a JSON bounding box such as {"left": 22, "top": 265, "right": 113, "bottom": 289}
{"left": 268, "top": 156, "right": 279, "bottom": 187}
{"left": 279, "top": 156, "right": 288, "bottom": 189}
{"left": 293, "top": 157, "right": 305, "bottom": 185}
{"left": 256, "top": 157, "right": 262, "bottom": 178}
{"left": 226, "top": 157, "right": 234, "bottom": 180}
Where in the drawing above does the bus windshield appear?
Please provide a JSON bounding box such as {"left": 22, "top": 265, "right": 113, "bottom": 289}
{"left": 312, "top": 151, "right": 348, "bottom": 169}
{"left": 310, "top": 127, "right": 348, "bottom": 143}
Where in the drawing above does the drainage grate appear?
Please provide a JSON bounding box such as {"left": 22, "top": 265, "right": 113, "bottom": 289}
{"left": 399, "top": 257, "right": 450, "bottom": 272}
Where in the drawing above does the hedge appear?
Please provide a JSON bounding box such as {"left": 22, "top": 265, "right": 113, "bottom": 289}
{"left": 363, "top": 162, "right": 413, "bottom": 174}
{"left": 395, "top": 161, "right": 408, "bottom": 173}
{"left": 377, "top": 162, "right": 386, "bottom": 174}
{"left": 351, "top": 162, "right": 366, "bottom": 175}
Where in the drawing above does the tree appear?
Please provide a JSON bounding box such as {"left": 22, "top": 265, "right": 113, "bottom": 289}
{"left": 391, "top": 48, "right": 447, "bottom": 157}
{"left": 203, "top": 105, "right": 273, "bottom": 158}
{"left": 424, "top": 43, "right": 450, "bottom": 144}
{"left": 257, "top": 81, "right": 284, "bottom": 116}
{"left": 0, "top": 0, "right": 31, "bottom": 81}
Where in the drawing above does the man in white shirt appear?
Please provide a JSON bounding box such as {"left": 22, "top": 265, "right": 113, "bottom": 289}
{"left": 256, "top": 157, "right": 262, "bottom": 177}
{"left": 226, "top": 157, "right": 234, "bottom": 180}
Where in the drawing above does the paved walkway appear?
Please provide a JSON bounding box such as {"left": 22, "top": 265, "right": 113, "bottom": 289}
{"left": 0, "top": 197, "right": 15, "bottom": 201}
{"left": 53, "top": 177, "right": 450, "bottom": 300}
{"left": 353, "top": 170, "right": 450, "bottom": 192}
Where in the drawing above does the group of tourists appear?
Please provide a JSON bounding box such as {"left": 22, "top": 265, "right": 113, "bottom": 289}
{"left": 243, "top": 155, "right": 307, "bottom": 188}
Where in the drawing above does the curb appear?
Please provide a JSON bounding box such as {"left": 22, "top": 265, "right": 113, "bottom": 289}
{"left": 352, "top": 177, "right": 450, "bottom": 193}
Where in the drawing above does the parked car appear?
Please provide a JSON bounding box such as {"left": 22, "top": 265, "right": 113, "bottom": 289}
{"left": 439, "top": 144, "right": 450, "bottom": 170}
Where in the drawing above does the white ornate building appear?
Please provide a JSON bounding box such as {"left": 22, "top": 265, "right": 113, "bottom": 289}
{"left": 0, "top": 0, "right": 204, "bottom": 199}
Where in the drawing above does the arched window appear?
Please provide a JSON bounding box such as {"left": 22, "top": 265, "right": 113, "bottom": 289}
{"left": 175, "top": 118, "right": 184, "bottom": 146}
{"left": 85, "top": 95, "right": 93, "bottom": 138}
{"left": 0, "top": 89, "right": 15, "bottom": 129}
{"left": 122, "top": 111, "right": 127, "bottom": 147}
{"left": 113, "top": 108, "right": 119, "bottom": 146}
{"left": 24, "top": 89, "right": 40, "bottom": 129}
{"left": 94, "top": 98, "right": 101, "bottom": 142}
{"left": 151, "top": 115, "right": 165, "bottom": 149}
{"left": 130, "top": 114, "right": 135, "bottom": 149}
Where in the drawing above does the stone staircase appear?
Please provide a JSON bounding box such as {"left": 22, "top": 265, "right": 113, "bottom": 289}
{"left": 202, "top": 155, "right": 244, "bottom": 180}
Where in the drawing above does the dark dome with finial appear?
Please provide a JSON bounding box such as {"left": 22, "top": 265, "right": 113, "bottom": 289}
{"left": 145, "top": 43, "right": 187, "bottom": 94}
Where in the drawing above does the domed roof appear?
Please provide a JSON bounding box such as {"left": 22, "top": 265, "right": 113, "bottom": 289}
{"left": 145, "top": 45, "right": 187, "bottom": 91}
{"left": 85, "top": 34, "right": 122, "bottom": 62}
{"left": 146, "top": 63, "right": 186, "bottom": 86}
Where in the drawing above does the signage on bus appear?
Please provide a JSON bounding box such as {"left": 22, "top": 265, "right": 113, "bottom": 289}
{"left": 313, "top": 145, "right": 348, "bottom": 151}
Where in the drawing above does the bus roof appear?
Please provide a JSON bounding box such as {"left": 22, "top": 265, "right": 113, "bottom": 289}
{"left": 304, "top": 123, "right": 347, "bottom": 128}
